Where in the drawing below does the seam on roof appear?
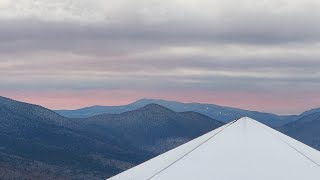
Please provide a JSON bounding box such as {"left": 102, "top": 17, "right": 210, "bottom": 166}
{"left": 252, "top": 120, "right": 320, "bottom": 167}
{"left": 147, "top": 118, "right": 240, "bottom": 180}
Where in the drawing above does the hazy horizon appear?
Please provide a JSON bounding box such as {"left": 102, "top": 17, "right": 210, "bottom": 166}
{"left": 2, "top": 95, "right": 318, "bottom": 116}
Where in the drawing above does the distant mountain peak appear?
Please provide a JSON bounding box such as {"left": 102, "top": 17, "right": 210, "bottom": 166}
{"left": 141, "top": 103, "right": 170, "bottom": 109}
{"left": 131, "top": 104, "right": 174, "bottom": 114}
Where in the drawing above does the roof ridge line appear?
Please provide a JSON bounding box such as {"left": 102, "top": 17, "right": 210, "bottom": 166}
{"left": 251, "top": 120, "right": 320, "bottom": 167}
{"left": 147, "top": 118, "right": 241, "bottom": 180}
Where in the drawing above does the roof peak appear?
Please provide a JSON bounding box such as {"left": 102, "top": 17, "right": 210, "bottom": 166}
{"left": 110, "top": 117, "right": 320, "bottom": 180}
{"left": 233, "top": 116, "right": 257, "bottom": 124}
{"left": 238, "top": 116, "right": 254, "bottom": 120}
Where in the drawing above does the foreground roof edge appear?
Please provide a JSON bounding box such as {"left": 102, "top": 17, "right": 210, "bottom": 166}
{"left": 109, "top": 117, "right": 320, "bottom": 180}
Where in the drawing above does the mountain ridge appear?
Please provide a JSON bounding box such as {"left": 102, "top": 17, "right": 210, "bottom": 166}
{"left": 0, "top": 96, "right": 225, "bottom": 179}
{"left": 78, "top": 103, "right": 225, "bottom": 154}
{"left": 0, "top": 96, "right": 152, "bottom": 179}
{"left": 279, "top": 112, "right": 320, "bottom": 150}
{"left": 56, "top": 98, "right": 299, "bottom": 127}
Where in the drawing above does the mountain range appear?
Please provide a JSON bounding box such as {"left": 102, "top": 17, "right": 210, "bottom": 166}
{"left": 53, "top": 98, "right": 320, "bottom": 152}
{"left": 1, "top": 96, "right": 319, "bottom": 179}
{"left": 78, "top": 104, "right": 224, "bottom": 154}
{"left": 0, "top": 96, "right": 224, "bottom": 179}
{"left": 56, "top": 98, "right": 311, "bottom": 127}
{"left": 0, "top": 96, "right": 151, "bottom": 179}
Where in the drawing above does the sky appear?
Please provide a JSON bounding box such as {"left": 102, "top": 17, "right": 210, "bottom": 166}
{"left": 0, "top": 0, "right": 320, "bottom": 114}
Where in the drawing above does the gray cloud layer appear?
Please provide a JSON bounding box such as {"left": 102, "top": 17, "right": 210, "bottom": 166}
{"left": 0, "top": 0, "right": 320, "bottom": 113}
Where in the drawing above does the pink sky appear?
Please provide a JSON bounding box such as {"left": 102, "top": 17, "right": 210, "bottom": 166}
{"left": 1, "top": 0, "right": 320, "bottom": 116}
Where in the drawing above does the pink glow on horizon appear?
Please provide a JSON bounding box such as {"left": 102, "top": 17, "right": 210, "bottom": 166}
{"left": 2, "top": 89, "right": 320, "bottom": 115}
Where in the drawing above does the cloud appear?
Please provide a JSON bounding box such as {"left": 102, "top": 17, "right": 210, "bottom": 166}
{"left": 0, "top": 0, "right": 320, "bottom": 113}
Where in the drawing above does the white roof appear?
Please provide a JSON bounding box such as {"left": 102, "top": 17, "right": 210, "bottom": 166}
{"left": 109, "top": 117, "right": 320, "bottom": 180}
